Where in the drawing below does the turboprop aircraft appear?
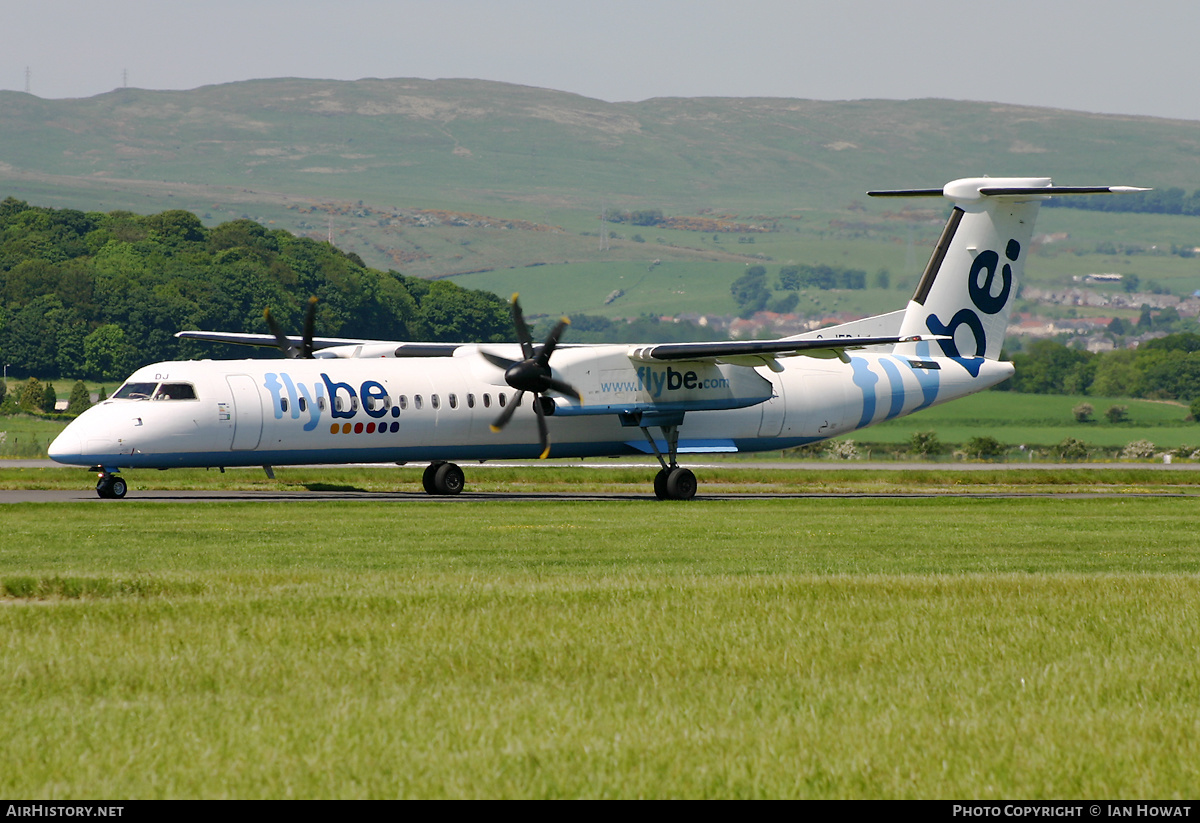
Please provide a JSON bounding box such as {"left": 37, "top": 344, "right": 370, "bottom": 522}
{"left": 49, "top": 177, "right": 1144, "bottom": 499}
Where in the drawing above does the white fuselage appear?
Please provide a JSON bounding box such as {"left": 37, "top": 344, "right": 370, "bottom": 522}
{"left": 49, "top": 344, "right": 1012, "bottom": 470}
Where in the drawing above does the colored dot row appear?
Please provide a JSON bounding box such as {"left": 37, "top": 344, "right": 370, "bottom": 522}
{"left": 330, "top": 421, "right": 402, "bottom": 435}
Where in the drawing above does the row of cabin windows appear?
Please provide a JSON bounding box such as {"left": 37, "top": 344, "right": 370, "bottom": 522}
{"left": 280, "top": 392, "right": 515, "bottom": 414}
{"left": 115, "top": 380, "right": 516, "bottom": 414}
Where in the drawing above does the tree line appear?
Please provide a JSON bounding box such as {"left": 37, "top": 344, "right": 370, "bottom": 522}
{"left": 997, "top": 334, "right": 1200, "bottom": 414}
{"left": 0, "top": 198, "right": 513, "bottom": 382}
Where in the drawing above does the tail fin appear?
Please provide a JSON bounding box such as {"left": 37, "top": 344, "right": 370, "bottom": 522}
{"left": 872, "top": 178, "right": 1147, "bottom": 363}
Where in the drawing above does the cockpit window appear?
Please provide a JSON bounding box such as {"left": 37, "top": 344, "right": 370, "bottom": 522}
{"left": 113, "top": 382, "right": 158, "bottom": 400}
{"left": 154, "top": 383, "right": 197, "bottom": 401}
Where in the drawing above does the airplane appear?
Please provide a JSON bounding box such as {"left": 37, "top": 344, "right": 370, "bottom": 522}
{"left": 48, "top": 177, "right": 1144, "bottom": 499}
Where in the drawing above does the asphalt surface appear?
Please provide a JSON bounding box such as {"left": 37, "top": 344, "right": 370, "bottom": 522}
{"left": 6, "top": 489, "right": 1196, "bottom": 504}
{"left": 4, "top": 459, "right": 1198, "bottom": 503}
{"left": 5, "top": 459, "right": 1198, "bottom": 503}
{"left": 9, "top": 459, "right": 1200, "bottom": 471}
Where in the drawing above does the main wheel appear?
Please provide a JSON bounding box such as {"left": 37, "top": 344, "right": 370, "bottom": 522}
{"left": 421, "top": 463, "right": 440, "bottom": 495}
{"left": 433, "top": 462, "right": 465, "bottom": 495}
{"left": 109, "top": 476, "right": 128, "bottom": 499}
{"left": 664, "top": 467, "right": 697, "bottom": 501}
{"left": 653, "top": 468, "right": 670, "bottom": 500}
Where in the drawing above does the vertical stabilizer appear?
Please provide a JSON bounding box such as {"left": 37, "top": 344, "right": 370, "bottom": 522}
{"left": 870, "top": 178, "right": 1148, "bottom": 363}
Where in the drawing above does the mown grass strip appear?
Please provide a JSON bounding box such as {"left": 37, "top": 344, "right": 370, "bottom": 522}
{"left": 3, "top": 497, "right": 1199, "bottom": 798}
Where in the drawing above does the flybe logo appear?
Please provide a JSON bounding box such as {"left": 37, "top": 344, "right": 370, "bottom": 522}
{"left": 600, "top": 366, "right": 731, "bottom": 398}
{"left": 924, "top": 238, "right": 1019, "bottom": 374}
{"left": 262, "top": 373, "right": 396, "bottom": 432}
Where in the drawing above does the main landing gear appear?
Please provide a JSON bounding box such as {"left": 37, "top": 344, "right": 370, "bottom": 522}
{"left": 641, "top": 423, "right": 697, "bottom": 501}
{"left": 95, "top": 472, "right": 127, "bottom": 499}
{"left": 422, "top": 462, "right": 465, "bottom": 496}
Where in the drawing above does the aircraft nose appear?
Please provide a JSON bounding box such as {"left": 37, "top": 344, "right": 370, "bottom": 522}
{"left": 48, "top": 429, "right": 83, "bottom": 464}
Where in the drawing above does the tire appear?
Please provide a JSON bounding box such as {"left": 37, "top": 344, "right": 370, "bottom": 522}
{"left": 433, "top": 462, "right": 465, "bottom": 495}
{"left": 653, "top": 468, "right": 670, "bottom": 500}
{"left": 96, "top": 474, "right": 126, "bottom": 499}
{"left": 421, "top": 463, "right": 439, "bottom": 495}
{"left": 665, "top": 467, "right": 697, "bottom": 501}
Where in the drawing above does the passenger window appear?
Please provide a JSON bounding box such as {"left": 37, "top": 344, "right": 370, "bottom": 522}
{"left": 483, "top": 394, "right": 491, "bottom": 408}
{"left": 399, "top": 395, "right": 408, "bottom": 410}
{"left": 414, "top": 395, "right": 423, "bottom": 410}
{"left": 318, "top": 397, "right": 327, "bottom": 411}
{"left": 448, "top": 394, "right": 458, "bottom": 409}
{"left": 431, "top": 394, "right": 440, "bottom": 410}
{"left": 467, "top": 394, "right": 475, "bottom": 408}
{"left": 498, "top": 393, "right": 506, "bottom": 408}
{"left": 299, "top": 397, "right": 307, "bottom": 412}
{"left": 280, "top": 397, "right": 289, "bottom": 412}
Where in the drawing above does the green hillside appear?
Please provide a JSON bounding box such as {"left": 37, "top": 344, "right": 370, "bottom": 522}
{"left": 4, "top": 78, "right": 1200, "bottom": 319}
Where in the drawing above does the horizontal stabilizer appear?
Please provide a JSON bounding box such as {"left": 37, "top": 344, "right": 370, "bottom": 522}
{"left": 978, "top": 185, "right": 1150, "bottom": 196}
{"left": 869, "top": 181, "right": 1150, "bottom": 201}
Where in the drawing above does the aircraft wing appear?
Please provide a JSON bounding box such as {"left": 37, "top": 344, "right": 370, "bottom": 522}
{"left": 631, "top": 333, "right": 939, "bottom": 369}
{"left": 175, "top": 331, "right": 381, "bottom": 349}
{"left": 174, "top": 330, "right": 462, "bottom": 358}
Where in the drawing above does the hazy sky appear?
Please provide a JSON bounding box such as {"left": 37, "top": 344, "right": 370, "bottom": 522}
{"left": 4, "top": 0, "right": 1197, "bottom": 121}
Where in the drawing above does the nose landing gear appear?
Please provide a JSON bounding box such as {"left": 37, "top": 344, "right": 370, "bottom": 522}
{"left": 96, "top": 472, "right": 127, "bottom": 499}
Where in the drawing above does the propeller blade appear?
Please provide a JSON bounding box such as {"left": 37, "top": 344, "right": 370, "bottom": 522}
{"left": 264, "top": 307, "right": 299, "bottom": 358}
{"left": 479, "top": 350, "right": 519, "bottom": 371}
{"left": 301, "top": 296, "right": 318, "bottom": 359}
{"left": 543, "top": 377, "right": 583, "bottom": 402}
{"left": 534, "top": 317, "right": 570, "bottom": 366}
{"left": 489, "top": 391, "right": 524, "bottom": 432}
{"left": 533, "top": 394, "right": 550, "bottom": 459}
{"left": 510, "top": 294, "right": 535, "bottom": 360}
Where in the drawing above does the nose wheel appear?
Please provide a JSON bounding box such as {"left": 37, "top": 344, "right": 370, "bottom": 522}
{"left": 96, "top": 473, "right": 127, "bottom": 499}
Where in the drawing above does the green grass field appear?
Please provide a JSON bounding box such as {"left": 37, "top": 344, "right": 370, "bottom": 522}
{"left": 857, "top": 391, "right": 1199, "bottom": 451}
{"left": 3, "top": 491, "right": 1200, "bottom": 798}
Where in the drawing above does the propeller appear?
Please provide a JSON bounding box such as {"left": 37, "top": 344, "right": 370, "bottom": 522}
{"left": 264, "top": 296, "right": 319, "bottom": 359}
{"left": 482, "top": 294, "right": 582, "bottom": 459}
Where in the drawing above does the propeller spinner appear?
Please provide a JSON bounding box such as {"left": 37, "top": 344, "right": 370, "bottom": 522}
{"left": 482, "top": 294, "right": 582, "bottom": 458}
